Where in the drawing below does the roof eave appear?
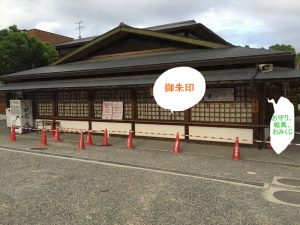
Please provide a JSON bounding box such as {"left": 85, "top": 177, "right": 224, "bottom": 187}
{"left": 1, "top": 52, "right": 294, "bottom": 82}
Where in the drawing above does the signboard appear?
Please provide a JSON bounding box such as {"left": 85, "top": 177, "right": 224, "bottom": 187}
{"left": 112, "top": 102, "right": 123, "bottom": 120}
{"left": 204, "top": 88, "right": 234, "bottom": 102}
{"left": 102, "top": 102, "right": 113, "bottom": 119}
{"left": 9, "top": 100, "right": 33, "bottom": 134}
{"left": 102, "top": 101, "right": 123, "bottom": 120}
{"left": 10, "top": 100, "right": 20, "bottom": 115}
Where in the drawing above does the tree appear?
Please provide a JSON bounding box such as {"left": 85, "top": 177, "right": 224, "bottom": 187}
{"left": 269, "top": 44, "right": 299, "bottom": 66}
{"left": 0, "top": 25, "right": 58, "bottom": 75}
{"left": 269, "top": 44, "right": 296, "bottom": 54}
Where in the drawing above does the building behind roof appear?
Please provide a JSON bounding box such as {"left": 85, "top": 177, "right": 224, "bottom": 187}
{"left": 25, "top": 29, "right": 74, "bottom": 44}
{"left": 1, "top": 20, "right": 299, "bottom": 146}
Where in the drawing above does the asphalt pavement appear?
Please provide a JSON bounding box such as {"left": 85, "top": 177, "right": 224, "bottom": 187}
{"left": 0, "top": 119, "right": 299, "bottom": 225}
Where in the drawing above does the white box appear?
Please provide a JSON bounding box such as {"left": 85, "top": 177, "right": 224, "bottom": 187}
{"left": 10, "top": 100, "right": 33, "bottom": 134}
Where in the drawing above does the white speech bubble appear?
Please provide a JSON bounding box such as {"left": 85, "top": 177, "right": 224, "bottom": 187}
{"left": 153, "top": 67, "right": 206, "bottom": 112}
{"left": 268, "top": 97, "right": 294, "bottom": 154}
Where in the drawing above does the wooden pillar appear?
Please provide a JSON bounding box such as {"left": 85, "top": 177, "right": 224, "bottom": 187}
{"left": 252, "top": 93, "right": 259, "bottom": 144}
{"left": 258, "top": 84, "right": 266, "bottom": 149}
{"left": 184, "top": 109, "right": 190, "bottom": 141}
{"left": 52, "top": 91, "right": 58, "bottom": 128}
{"left": 131, "top": 89, "right": 137, "bottom": 135}
{"left": 53, "top": 91, "right": 58, "bottom": 118}
{"left": 88, "top": 90, "right": 94, "bottom": 130}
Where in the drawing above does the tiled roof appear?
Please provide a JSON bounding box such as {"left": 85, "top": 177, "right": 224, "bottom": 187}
{"left": 0, "top": 47, "right": 291, "bottom": 80}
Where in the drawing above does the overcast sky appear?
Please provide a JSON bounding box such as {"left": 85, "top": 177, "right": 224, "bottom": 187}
{"left": 0, "top": 0, "right": 299, "bottom": 51}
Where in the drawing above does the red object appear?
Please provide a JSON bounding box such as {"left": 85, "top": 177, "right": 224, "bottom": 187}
{"left": 50, "top": 124, "right": 55, "bottom": 138}
{"left": 266, "top": 143, "right": 272, "bottom": 150}
{"left": 265, "top": 137, "right": 273, "bottom": 150}
{"left": 40, "top": 129, "right": 48, "bottom": 146}
{"left": 127, "top": 130, "right": 133, "bottom": 148}
{"left": 172, "top": 132, "right": 181, "bottom": 153}
{"left": 102, "top": 129, "right": 109, "bottom": 146}
{"left": 232, "top": 137, "right": 241, "bottom": 160}
{"left": 10, "top": 126, "right": 16, "bottom": 142}
{"left": 86, "top": 130, "right": 93, "bottom": 145}
{"left": 54, "top": 127, "right": 61, "bottom": 142}
{"left": 78, "top": 131, "right": 85, "bottom": 150}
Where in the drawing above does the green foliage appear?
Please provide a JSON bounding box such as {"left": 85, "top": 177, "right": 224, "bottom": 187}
{"left": 296, "top": 53, "right": 300, "bottom": 65}
{"left": 269, "top": 44, "right": 296, "bottom": 54}
{"left": 269, "top": 44, "right": 300, "bottom": 66}
{"left": 0, "top": 25, "right": 58, "bottom": 75}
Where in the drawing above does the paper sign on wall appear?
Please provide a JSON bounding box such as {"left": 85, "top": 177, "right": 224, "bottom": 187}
{"left": 102, "top": 102, "right": 113, "bottom": 119}
{"left": 112, "top": 102, "right": 123, "bottom": 120}
{"left": 102, "top": 101, "right": 123, "bottom": 120}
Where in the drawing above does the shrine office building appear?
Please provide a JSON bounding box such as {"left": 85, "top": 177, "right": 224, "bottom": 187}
{"left": 1, "top": 20, "right": 299, "bottom": 145}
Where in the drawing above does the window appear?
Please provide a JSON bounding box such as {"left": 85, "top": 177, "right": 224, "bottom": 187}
{"left": 136, "top": 89, "right": 184, "bottom": 121}
{"left": 94, "top": 89, "right": 132, "bottom": 119}
{"left": 58, "top": 91, "right": 89, "bottom": 117}
{"left": 29, "top": 92, "right": 53, "bottom": 117}
{"left": 191, "top": 86, "right": 252, "bottom": 123}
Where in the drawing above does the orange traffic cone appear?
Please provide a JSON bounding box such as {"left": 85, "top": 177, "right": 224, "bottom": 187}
{"left": 86, "top": 130, "right": 93, "bottom": 145}
{"left": 172, "top": 132, "right": 181, "bottom": 153}
{"left": 127, "top": 130, "right": 133, "bottom": 148}
{"left": 10, "top": 126, "right": 16, "bottom": 142}
{"left": 40, "top": 129, "right": 48, "bottom": 146}
{"left": 102, "top": 129, "right": 109, "bottom": 146}
{"left": 232, "top": 137, "right": 241, "bottom": 160}
{"left": 50, "top": 124, "right": 55, "bottom": 138}
{"left": 54, "top": 127, "right": 61, "bottom": 142}
{"left": 78, "top": 131, "right": 85, "bottom": 150}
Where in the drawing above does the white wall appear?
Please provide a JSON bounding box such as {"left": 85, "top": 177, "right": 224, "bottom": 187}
{"left": 56, "top": 120, "right": 89, "bottom": 131}
{"left": 34, "top": 119, "right": 53, "bottom": 130}
{"left": 35, "top": 119, "right": 255, "bottom": 144}
{"left": 135, "top": 123, "right": 184, "bottom": 139}
{"left": 189, "top": 126, "right": 253, "bottom": 144}
{"left": 92, "top": 122, "right": 131, "bottom": 135}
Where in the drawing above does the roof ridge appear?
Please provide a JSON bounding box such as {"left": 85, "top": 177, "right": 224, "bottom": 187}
{"left": 145, "top": 20, "right": 196, "bottom": 30}
{"left": 53, "top": 26, "right": 228, "bottom": 65}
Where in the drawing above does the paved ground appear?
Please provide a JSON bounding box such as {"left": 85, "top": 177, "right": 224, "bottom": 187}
{"left": 0, "top": 120, "right": 300, "bottom": 224}
{"left": 0, "top": 149, "right": 299, "bottom": 225}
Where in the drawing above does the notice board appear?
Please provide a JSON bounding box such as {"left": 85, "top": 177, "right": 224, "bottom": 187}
{"left": 102, "top": 101, "right": 123, "bottom": 120}
{"left": 204, "top": 88, "right": 235, "bottom": 101}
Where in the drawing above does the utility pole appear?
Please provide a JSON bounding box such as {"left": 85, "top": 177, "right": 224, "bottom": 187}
{"left": 75, "top": 20, "right": 85, "bottom": 39}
